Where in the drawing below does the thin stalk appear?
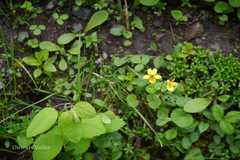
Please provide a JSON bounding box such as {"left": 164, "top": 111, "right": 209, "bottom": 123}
{"left": 123, "top": 0, "right": 130, "bottom": 30}
{"left": 75, "top": 36, "right": 82, "bottom": 101}
{"left": 0, "top": 93, "right": 55, "bottom": 124}
{"left": 15, "top": 59, "right": 38, "bottom": 88}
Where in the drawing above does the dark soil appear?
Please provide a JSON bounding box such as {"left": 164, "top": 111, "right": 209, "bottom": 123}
{"left": 1, "top": 6, "right": 240, "bottom": 57}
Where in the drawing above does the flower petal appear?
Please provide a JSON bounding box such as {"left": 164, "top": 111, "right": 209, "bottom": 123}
{"left": 143, "top": 75, "right": 150, "bottom": 80}
{"left": 149, "top": 78, "right": 156, "bottom": 84}
{"left": 152, "top": 68, "right": 157, "bottom": 75}
{"left": 155, "top": 74, "right": 162, "bottom": 80}
{"left": 147, "top": 69, "right": 153, "bottom": 75}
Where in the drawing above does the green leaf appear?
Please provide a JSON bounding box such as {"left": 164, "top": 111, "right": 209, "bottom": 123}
{"left": 224, "top": 111, "right": 240, "bottom": 123}
{"left": 190, "top": 132, "right": 200, "bottom": 143}
{"left": 81, "top": 115, "right": 106, "bottom": 138}
{"left": 237, "top": 9, "right": 240, "bottom": 20}
{"left": 58, "top": 58, "right": 67, "bottom": 71}
{"left": 217, "top": 95, "right": 230, "bottom": 102}
{"left": 229, "top": 0, "right": 240, "bottom": 7}
{"left": 139, "top": 0, "right": 159, "bottom": 6}
{"left": 58, "top": 111, "right": 82, "bottom": 142}
{"left": 27, "top": 107, "right": 58, "bottom": 137}
{"left": 113, "top": 57, "right": 127, "bottom": 67}
{"left": 219, "top": 120, "right": 234, "bottom": 135}
{"left": 43, "top": 62, "right": 57, "bottom": 73}
{"left": 153, "top": 56, "right": 165, "bottom": 68}
{"left": 68, "top": 40, "right": 82, "bottom": 55}
{"left": 104, "top": 112, "right": 125, "bottom": 133}
{"left": 33, "top": 127, "right": 63, "bottom": 160}
{"left": 181, "top": 136, "right": 192, "bottom": 149}
{"left": 110, "top": 25, "right": 124, "bottom": 36}
{"left": 146, "top": 94, "right": 161, "bottom": 109}
{"left": 131, "top": 16, "right": 145, "bottom": 32}
{"left": 84, "top": 10, "right": 109, "bottom": 33}
{"left": 57, "top": 33, "right": 76, "bottom": 45}
{"left": 211, "top": 104, "right": 224, "bottom": 121}
{"left": 184, "top": 98, "right": 211, "bottom": 113}
{"left": 35, "top": 50, "right": 49, "bottom": 62}
{"left": 156, "top": 107, "right": 170, "bottom": 126}
{"left": 66, "top": 139, "right": 91, "bottom": 156}
{"left": 61, "top": 14, "right": 69, "bottom": 20}
{"left": 214, "top": 1, "right": 230, "bottom": 13}
{"left": 39, "top": 41, "right": 60, "bottom": 52}
{"left": 33, "top": 29, "right": 41, "bottom": 36}
{"left": 16, "top": 131, "right": 33, "bottom": 148}
{"left": 33, "top": 68, "right": 42, "bottom": 78}
{"left": 171, "top": 108, "right": 194, "bottom": 128}
{"left": 176, "top": 96, "right": 191, "bottom": 107}
{"left": 134, "top": 64, "right": 144, "bottom": 72}
{"left": 126, "top": 94, "right": 139, "bottom": 108}
{"left": 184, "top": 148, "right": 205, "bottom": 160}
{"left": 73, "top": 101, "right": 96, "bottom": 119}
{"left": 198, "top": 121, "right": 209, "bottom": 133}
{"left": 164, "top": 128, "right": 177, "bottom": 140}
{"left": 23, "top": 56, "right": 41, "bottom": 66}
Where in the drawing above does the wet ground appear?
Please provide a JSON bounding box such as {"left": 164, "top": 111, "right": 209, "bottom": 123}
{"left": 1, "top": 6, "right": 240, "bottom": 57}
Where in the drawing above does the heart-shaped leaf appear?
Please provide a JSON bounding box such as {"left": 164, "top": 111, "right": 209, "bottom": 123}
{"left": 27, "top": 107, "right": 58, "bottom": 137}
{"left": 184, "top": 98, "right": 211, "bottom": 113}
{"left": 33, "top": 127, "right": 63, "bottom": 160}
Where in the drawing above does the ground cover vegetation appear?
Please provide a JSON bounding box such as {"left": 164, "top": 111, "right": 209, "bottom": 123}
{"left": 0, "top": 0, "right": 240, "bottom": 160}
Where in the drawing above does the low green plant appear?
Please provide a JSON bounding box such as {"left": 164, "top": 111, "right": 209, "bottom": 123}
{"left": 52, "top": 12, "right": 69, "bottom": 25}
{"left": 22, "top": 50, "right": 57, "bottom": 78}
{"left": 27, "top": 38, "right": 39, "bottom": 48}
{"left": 29, "top": 24, "right": 46, "bottom": 36}
{"left": 17, "top": 101, "right": 125, "bottom": 160}
{"left": 171, "top": 10, "right": 188, "bottom": 25}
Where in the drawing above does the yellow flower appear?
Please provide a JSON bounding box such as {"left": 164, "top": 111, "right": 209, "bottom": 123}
{"left": 166, "top": 80, "right": 178, "bottom": 92}
{"left": 143, "top": 68, "right": 162, "bottom": 84}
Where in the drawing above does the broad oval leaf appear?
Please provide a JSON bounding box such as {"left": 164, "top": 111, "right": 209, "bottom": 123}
{"left": 171, "top": 108, "right": 194, "bottom": 128}
{"left": 81, "top": 115, "right": 106, "bottom": 138}
{"left": 84, "top": 10, "right": 109, "bottom": 33}
{"left": 139, "top": 0, "right": 159, "bottom": 6}
{"left": 68, "top": 40, "right": 82, "bottom": 55}
{"left": 57, "top": 33, "right": 76, "bottom": 45}
{"left": 58, "top": 111, "right": 82, "bottom": 143}
{"left": 33, "top": 127, "right": 63, "bottom": 160}
{"left": 23, "top": 56, "right": 41, "bottom": 66}
{"left": 58, "top": 58, "right": 67, "bottom": 71}
{"left": 211, "top": 104, "right": 224, "bottom": 122}
{"left": 164, "top": 128, "right": 177, "bottom": 140}
{"left": 229, "top": 0, "right": 240, "bottom": 7}
{"left": 126, "top": 94, "right": 139, "bottom": 108}
{"left": 224, "top": 111, "right": 240, "bottom": 123}
{"left": 184, "top": 98, "right": 211, "bottom": 113}
{"left": 39, "top": 41, "right": 60, "bottom": 52}
{"left": 73, "top": 101, "right": 96, "bottom": 119}
{"left": 103, "top": 112, "right": 125, "bottom": 133}
{"left": 220, "top": 120, "right": 234, "bottom": 135}
{"left": 27, "top": 107, "right": 58, "bottom": 137}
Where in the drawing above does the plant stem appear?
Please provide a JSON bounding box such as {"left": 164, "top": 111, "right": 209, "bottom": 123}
{"left": 123, "top": 0, "right": 130, "bottom": 30}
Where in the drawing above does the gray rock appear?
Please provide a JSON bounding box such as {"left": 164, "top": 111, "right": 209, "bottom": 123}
{"left": 46, "top": 0, "right": 56, "bottom": 10}
{"left": 72, "top": 8, "right": 92, "bottom": 21}
{"left": 17, "top": 31, "right": 29, "bottom": 42}
{"left": 73, "top": 22, "right": 83, "bottom": 32}
{"left": 209, "top": 42, "right": 220, "bottom": 51}
{"left": 185, "top": 22, "right": 204, "bottom": 40}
